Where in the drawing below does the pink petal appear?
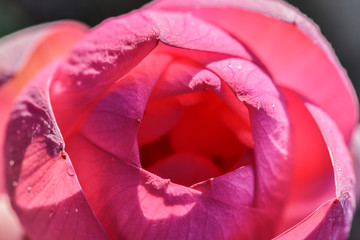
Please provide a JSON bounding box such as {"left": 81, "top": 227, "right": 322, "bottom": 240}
{"left": 5, "top": 63, "right": 109, "bottom": 239}
{"left": 275, "top": 200, "right": 347, "bottom": 240}
{"left": 137, "top": 97, "right": 184, "bottom": 146}
{"left": 78, "top": 52, "right": 172, "bottom": 167}
{"left": 275, "top": 97, "right": 357, "bottom": 239}
{"left": 66, "top": 132, "right": 277, "bottom": 239}
{"left": 277, "top": 89, "right": 335, "bottom": 233}
{"left": 206, "top": 58, "right": 292, "bottom": 208}
{"left": 0, "top": 21, "right": 87, "bottom": 193}
{"left": 0, "top": 20, "right": 87, "bottom": 86}
{"left": 145, "top": 0, "right": 358, "bottom": 142}
{"left": 0, "top": 194, "right": 24, "bottom": 240}
{"left": 169, "top": 90, "right": 250, "bottom": 172}
{"left": 192, "top": 154, "right": 255, "bottom": 207}
{"left": 306, "top": 102, "right": 357, "bottom": 225}
{"left": 49, "top": 8, "right": 255, "bottom": 138}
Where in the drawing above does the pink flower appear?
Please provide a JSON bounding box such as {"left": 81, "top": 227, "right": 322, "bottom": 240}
{"left": 1, "top": 0, "right": 359, "bottom": 239}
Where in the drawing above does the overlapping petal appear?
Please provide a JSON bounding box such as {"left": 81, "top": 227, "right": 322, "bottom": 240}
{"left": 144, "top": 0, "right": 358, "bottom": 142}
{"left": 1, "top": 0, "right": 358, "bottom": 239}
{"left": 0, "top": 21, "right": 88, "bottom": 193}
{"left": 275, "top": 97, "right": 357, "bottom": 239}
{"left": 5, "top": 63, "right": 109, "bottom": 239}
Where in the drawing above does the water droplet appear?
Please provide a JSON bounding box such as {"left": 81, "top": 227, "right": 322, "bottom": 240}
{"left": 257, "top": 102, "right": 262, "bottom": 110}
{"left": 75, "top": 208, "right": 79, "bottom": 213}
{"left": 136, "top": 118, "right": 141, "bottom": 123}
{"left": 61, "top": 151, "right": 67, "bottom": 160}
{"left": 67, "top": 167, "right": 75, "bottom": 176}
{"left": 76, "top": 80, "right": 82, "bottom": 86}
{"left": 49, "top": 211, "right": 54, "bottom": 218}
{"left": 272, "top": 103, "right": 275, "bottom": 109}
{"left": 16, "top": 130, "right": 21, "bottom": 135}
{"left": 236, "top": 65, "right": 242, "bottom": 69}
{"left": 228, "top": 64, "right": 233, "bottom": 68}
{"left": 12, "top": 181, "right": 18, "bottom": 187}
{"left": 65, "top": 210, "right": 69, "bottom": 215}
{"left": 9, "top": 160, "right": 15, "bottom": 166}
{"left": 27, "top": 186, "right": 32, "bottom": 193}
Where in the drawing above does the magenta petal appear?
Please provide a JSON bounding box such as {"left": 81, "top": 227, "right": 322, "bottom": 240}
{"left": 5, "top": 63, "right": 109, "bottom": 239}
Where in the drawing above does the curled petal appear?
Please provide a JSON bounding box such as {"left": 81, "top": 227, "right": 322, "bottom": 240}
{"left": 275, "top": 98, "right": 357, "bottom": 239}
{"left": 5, "top": 63, "right": 109, "bottom": 239}
{"left": 206, "top": 58, "right": 292, "bottom": 209}
{"left": 0, "top": 21, "right": 87, "bottom": 193}
{"left": 146, "top": 0, "right": 358, "bottom": 142}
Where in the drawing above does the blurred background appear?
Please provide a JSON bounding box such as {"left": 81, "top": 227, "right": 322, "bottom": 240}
{"left": 0, "top": 0, "right": 359, "bottom": 239}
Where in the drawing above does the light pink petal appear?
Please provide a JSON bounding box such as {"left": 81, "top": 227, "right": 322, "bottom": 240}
{"left": 0, "top": 21, "right": 87, "bottom": 193}
{"left": 5, "top": 63, "right": 109, "bottom": 239}
{"left": 145, "top": 0, "right": 358, "bottom": 142}
{"left": 275, "top": 98, "right": 357, "bottom": 239}
{"left": 0, "top": 194, "right": 24, "bottom": 240}
{"left": 0, "top": 20, "right": 87, "bottom": 86}
{"left": 350, "top": 125, "right": 360, "bottom": 197}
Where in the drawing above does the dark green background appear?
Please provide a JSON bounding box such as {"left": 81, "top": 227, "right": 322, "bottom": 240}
{"left": 0, "top": 0, "right": 359, "bottom": 239}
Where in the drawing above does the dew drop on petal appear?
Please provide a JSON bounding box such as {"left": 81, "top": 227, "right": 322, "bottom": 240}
{"left": 228, "top": 64, "right": 233, "bottom": 68}
{"left": 12, "top": 181, "right": 18, "bottom": 187}
{"left": 27, "top": 187, "right": 32, "bottom": 193}
{"left": 67, "top": 167, "right": 75, "bottom": 176}
{"left": 257, "top": 102, "right": 262, "bottom": 110}
{"left": 9, "top": 160, "right": 15, "bottom": 166}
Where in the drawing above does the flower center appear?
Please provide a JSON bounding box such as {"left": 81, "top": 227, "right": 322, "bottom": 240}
{"left": 138, "top": 90, "right": 252, "bottom": 186}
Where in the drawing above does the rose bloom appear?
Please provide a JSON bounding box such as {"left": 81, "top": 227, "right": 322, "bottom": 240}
{"left": 0, "top": 0, "right": 359, "bottom": 239}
